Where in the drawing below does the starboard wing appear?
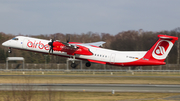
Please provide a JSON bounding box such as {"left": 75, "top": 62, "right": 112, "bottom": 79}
{"left": 83, "top": 41, "right": 106, "bottom": 47}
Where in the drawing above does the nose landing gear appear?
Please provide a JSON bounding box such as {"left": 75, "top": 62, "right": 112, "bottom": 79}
{"left": 8, "top": 47, "right": 12, "bottom": 53}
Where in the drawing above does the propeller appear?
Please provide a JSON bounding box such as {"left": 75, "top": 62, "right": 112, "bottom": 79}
{"left": 48, "top": 39, "right": 54, "bottom": 54}
{"left": 48, "top": 34, "right": 71, "bottom": 54}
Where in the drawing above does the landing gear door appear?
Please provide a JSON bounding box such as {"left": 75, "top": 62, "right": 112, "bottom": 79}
{"left": 110, "top": 53, "right": 116, "bottom": 64}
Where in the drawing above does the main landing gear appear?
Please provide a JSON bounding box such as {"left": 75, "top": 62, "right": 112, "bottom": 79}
{"left": 70, "top": 62, "right": 91, "bottom": 68}
{"left": 85, "top": 62, "right": 91, "bottom": 67}
{"left": 70, "top": 62, "right": 91, "bottom": 69}
{"left": 70, "top": 55, "right": 78, "bottom": 69}
{"left": 68, "top": 56, "right": 92, "bottom": 69}
{"left": 71, "top": 63, "right": 78, "bottom": 69}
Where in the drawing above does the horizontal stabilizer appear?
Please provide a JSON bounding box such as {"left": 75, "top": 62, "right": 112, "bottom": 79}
{"left": 158, "top": 35, "right": 178, "bottom": 40}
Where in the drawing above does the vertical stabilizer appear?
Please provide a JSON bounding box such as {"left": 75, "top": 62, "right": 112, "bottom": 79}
{"left": 143, "top": 35, "right": 178, "bottom": 62}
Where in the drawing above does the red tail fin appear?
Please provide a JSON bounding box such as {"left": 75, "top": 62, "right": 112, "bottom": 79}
{"left": 143, "top": 35, "right": 178, "bottom": 62}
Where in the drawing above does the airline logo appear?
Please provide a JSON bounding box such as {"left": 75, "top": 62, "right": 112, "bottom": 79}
{"left": 27, "top": 40, "right": 50, "bottom": 50}
{"left": 152, "top": 40, "right": 173, "bottom": 60}
{"left": 155, "top": 46, "right": 165, "bottom": 55}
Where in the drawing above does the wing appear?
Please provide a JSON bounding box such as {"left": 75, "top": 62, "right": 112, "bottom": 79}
{"left": 61, "top": 42, "right": 79, "bottom": 49}
{"left": 52, "top": 41, "right": 106, "bottom": 55}
{"left": 68, "top": 41, "right": 106, "bottom": 48}
{"left": 83, "top": 41, "right": 106, "bottom": 47}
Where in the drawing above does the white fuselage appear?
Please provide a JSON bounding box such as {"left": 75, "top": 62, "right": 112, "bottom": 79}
{"left": 2, "top": 36, "right": 147, "bottom": 65}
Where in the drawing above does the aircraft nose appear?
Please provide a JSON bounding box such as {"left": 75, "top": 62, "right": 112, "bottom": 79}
{"left": 2, "top": 41, "right": 9, "bottom": 46}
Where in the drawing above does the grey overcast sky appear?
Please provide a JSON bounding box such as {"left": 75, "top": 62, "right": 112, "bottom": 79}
{"left": 0, "top": 0, "right": 180, "bottom": 35}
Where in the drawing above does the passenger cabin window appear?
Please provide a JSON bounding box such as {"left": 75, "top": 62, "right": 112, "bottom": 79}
{"left": 12, "top": 38, "right": 18, "bottom": 40}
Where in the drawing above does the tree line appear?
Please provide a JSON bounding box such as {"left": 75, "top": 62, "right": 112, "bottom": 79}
{"left": 0, "top": 28, "right": 180, "bottom": 64}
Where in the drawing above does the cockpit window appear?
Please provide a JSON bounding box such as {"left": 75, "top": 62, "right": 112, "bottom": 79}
{"left": 12, "top": 37, "right": 18, "bottom": 40}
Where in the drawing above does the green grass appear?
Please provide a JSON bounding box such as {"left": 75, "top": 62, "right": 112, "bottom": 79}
{"left": 0, "top": 72, "right": 180, "bottom": 100}
{"left": 0, "top": 91, "right": 180, "bottom": 101}
{"left": 1, "top": 71, "right": 180, "bottom": 76}
{"left": 0, "top": 74, "right": 180, "bottom": 84}
{"left": 0, "top": 71, "right": 180, "bottom": 84}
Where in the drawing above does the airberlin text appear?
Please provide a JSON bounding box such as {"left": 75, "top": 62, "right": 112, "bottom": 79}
{"left": 27, "top": 40, "right": 49, "bottom": 50}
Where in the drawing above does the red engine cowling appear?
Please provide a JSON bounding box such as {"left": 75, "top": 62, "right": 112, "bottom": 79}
{"left": 52, "top": 41, "right": 93, "bottom": 55}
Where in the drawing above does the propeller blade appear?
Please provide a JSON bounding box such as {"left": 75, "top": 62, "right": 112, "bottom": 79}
{"left": 48, "top": 39, "right": 54, "bottom": 54}
{"left": 66, "top": 34, "right": 70, "bottom": 43}
{"left": 48, "top": 46, "right": 52, "bottom": 54}
{"left": 51, "top": 48, "right": 53, "bottom": 53}
{"left": 49, "top": 48, "right": 51, "bottom": 53}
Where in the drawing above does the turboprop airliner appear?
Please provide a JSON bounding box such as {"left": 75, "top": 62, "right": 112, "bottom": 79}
{"left": 2, "top": 34, "right": 178, "bottom": 68}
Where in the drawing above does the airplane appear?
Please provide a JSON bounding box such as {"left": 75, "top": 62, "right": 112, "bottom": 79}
{"left": 2, "top": 34, "right": 178, "bottom": 68}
